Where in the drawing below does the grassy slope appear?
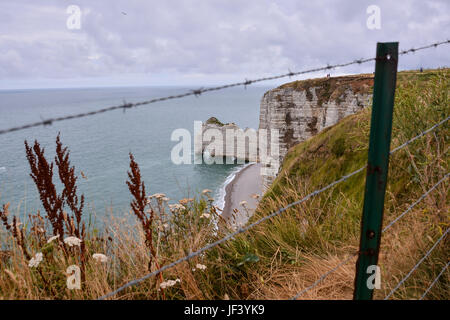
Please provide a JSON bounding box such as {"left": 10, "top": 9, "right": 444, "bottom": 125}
{"left": 208, "top": 68, "right": 449, "bottom": 300}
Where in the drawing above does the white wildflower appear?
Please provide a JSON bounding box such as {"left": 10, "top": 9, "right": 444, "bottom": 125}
{"left": 239, "top": 200, "right": 248, "bottom": 207}
{"left": 168, "top": 204, "right": 185, "bottom": 212}
{"left": 28, "top": 252, "right": 43, "bottom": 268}
{"left": 159, "top": 278, "right": 181, "bottom": 289}
{"left": 92, "top": 253, "right": 108, "bottom": 263}
{"left": 151, "top": 193, "right": 166, "bottom": 199}
{"left": 200, "top": 213, "right": 210, "bottom": 219}
{"left": 64, "top": 236, "right": 82, "bottom": 247}
{"left": 202, "top": 189, "right": 212, "bottom": 195}
{"left": 47, "top": 235, "right": 59, "bottom": 244}
{"left": 161, "top": 197, "right": 170, "bottom": 202}
{"left": 195, "top": 263, "right": 207, "bottom": 271}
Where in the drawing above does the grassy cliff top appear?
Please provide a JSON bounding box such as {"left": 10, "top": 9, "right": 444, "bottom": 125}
{"left": 1, "top": 69, "right": 447, "bottom": 300}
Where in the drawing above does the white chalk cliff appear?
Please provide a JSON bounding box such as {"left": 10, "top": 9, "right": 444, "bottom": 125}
{"left": 258, "top": 74, "right": 374, "bottom": 187}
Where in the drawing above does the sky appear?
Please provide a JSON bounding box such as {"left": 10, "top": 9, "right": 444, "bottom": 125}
{"left": 0, "top": 0, "right": 448, "bottom": 89}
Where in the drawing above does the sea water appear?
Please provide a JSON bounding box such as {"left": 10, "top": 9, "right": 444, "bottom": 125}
{"left": 0, "top": 86, "right": 269, "bottom": 221}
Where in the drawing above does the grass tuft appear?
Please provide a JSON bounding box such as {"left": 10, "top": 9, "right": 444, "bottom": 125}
{"left": 0, "top": 68, "right": 448, "bottom": 299}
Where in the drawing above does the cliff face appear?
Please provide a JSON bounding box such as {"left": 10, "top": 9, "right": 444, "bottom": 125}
{"left": 259, "top": 74, "right": 374, "bottom": 186}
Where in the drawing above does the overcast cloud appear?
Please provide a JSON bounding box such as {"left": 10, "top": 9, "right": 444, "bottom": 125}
{"left": 0, "top": 0, "right": 448, "bottom": 88}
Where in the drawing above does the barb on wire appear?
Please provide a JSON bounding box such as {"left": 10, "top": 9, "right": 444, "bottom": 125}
{"left": 419, "top": 261, "right": 449, "bottom": 300}
{"left": 382, "top": 173, "right": 449, "bottom": 232}
{"left": 384, "top": 228, "right": 449, "bottom": 300}
{"left": 122, "top": 101, "right": 133, "bottom": 113}
{"left": 98, "top": 166, "right": 367, "bottom": 300}
{"left": 0, "top": 40, "right": 448, "bottom": 136}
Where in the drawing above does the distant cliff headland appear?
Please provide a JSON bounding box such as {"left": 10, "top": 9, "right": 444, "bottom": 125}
{"left": 198, "top": 74, "right": 374, "bottom": 187}
{"left": 1, "top": 69, "right": 447, "bottom": 300}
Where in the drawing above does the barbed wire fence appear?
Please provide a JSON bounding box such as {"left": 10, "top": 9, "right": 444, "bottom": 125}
{"left": 0, "top": 40, "right": 448, "bottom": 136}
{"left": 1, "top": 39, "right": 447, "bottom": 300}
{"left": 419, "top": 261, "right": 450, "bottom": 300}
{"left": 99, "top": 115, "right": 449, "bottom": 300}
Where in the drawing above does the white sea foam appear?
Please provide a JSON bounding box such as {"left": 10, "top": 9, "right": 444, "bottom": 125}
{"left": 213, "top": 162, "right": 254, "bottom": 211}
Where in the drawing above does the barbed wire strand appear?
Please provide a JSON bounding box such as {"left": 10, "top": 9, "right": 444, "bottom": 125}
{"left": 419, "top": 261, "right": 450, "bottom": 300}
{"left": 1, "top": 40, "right": 449, "bottom": 136}
{"left": 99, "top": 115, "right": 448, "bottom": 300}
{"left": 382, "top": 173, "right": 449, "bottom": 232}
{"left": 384, "top": 228, "right": 449, "bottom": 300}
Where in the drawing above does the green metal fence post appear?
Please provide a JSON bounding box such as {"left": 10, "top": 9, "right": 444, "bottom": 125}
{"left": 353, "top": 42, "right": 399, "bottom": 300}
